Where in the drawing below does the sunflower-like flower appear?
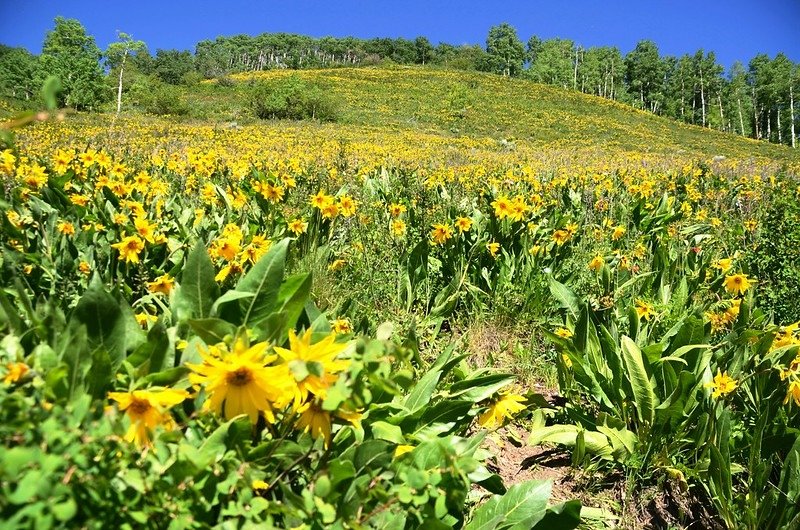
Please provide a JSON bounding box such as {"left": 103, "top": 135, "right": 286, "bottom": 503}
{"left": 704, "top": 370, "right": 738, "bottom": 399}
{"left": 430, "top": 224, "right": 453, "bottom": 245}
{"left": 273, "top": 329, "right": 350, "bottom": 409}
{"left": 111, "top": 235, "right": 145, "bottom": 264}
{"left": 725, "top": 273, "right": 752, "bottom": 296}
{"left": 147, "top": 274, "right": 175, "bottom": 295}
{"left": 477, "top": 391, "right": 527, "bottom": 429}
{"left": 588, "top": 255, "right": 604, "bottom": 271}
{"left": 108, "top": 388, "right": 188, "bottom": 446}
{"left": 454, "top": 216, "right": 473, "bottom": 233}
{"left": 635, "top": 300, "right": 656, "bottom": 321}
{"left": 187, "top": 340, "right": 295, "bottom": 423}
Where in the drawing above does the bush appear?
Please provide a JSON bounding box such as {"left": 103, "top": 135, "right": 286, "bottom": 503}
{"left": 140, "top": 82, "right": 189, "bottom": 116}
{"left": 748, "top": 183, "right": 800, "bottom": 323}
{"left": 249, "top": 75, "right": 338, "bottom": 121}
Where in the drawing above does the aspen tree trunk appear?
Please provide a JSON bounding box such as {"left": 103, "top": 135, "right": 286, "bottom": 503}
{"left": 767, "top": 109, "right": 771, "bottom": 140}
{"left": 718, "top": 94, "right": 724, "bottom": 131}
{"left": 753, "top": 87, "right": 760, "bottom": 139}
{"left": 699, "top": 66, "right": 706, "bottom": 127}
{"left": 777, "top": 107, "right": 782, "bottom": 143}
{"left": 573, "top": 47, "right": 579, "bottom": 90}
{"left": 738, "top": 98, "right": 745, "bottom": 136}
{"left": 791, "top": 84, "right": 796, "bottom": 148}
{"left": 116, "top": 49, "right": 128, "bottom": 115}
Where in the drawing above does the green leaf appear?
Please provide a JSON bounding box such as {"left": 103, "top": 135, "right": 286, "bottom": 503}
{"left": 86, "top": 348, "right": 113, "bottom": 399}
{"left": 620, "top": 336, "right": 656, "bottom": 425}
{"left": 210, "top": 290, "right": 255, "bottom": 315}
{"left": 139, "top": 366, "right": 189, "bottom": 387}
{"left": 128, "top": 321, "right": 171, "bottom": 374}
{"left": 187, "top": 318, "right": 236, "bottom": 344}
{"left": 236, "top": 238, "right": 289, "bottom": 326}
{"left": 176, "top": 243, "right": 219, "bottom": 320}
{"left": 449, "top": 374, "right": 515, "bottom": 403}
{"left": 419, "top": 400, "right": 473, "bottom": 429}
{"left": 371, "top": 421, "right": 405, "bottom": 444}
{"left": 465, "top": 480, "right": 553, "bottom": 530}
{"left": 532, "top": 500, "right": 582, "bottom": 530}
{"left": 71, "top": 275, "right": 140, "bottom": 371}
{"left": 8, "top": 470, "right": 43, "bottom": 504}
{"left": 548, "top": 277, "right": 580, "bottom": 318}
{"left": 276, "top": 273, "right": 312, "bottom": 331}
{"left": 404, "top": 368, "right": 442, "bottom": 415}
{"left": 59, "top": 323, "right": 89, "bottom": 399}
{"left": 51, "top": 498, "right": 77, "bottom": 522}
{"left": 354, "top": 440, "right": 392, "bottom": 475}
{"left": 528, "top": 424, "right": 613, "bottom": 459}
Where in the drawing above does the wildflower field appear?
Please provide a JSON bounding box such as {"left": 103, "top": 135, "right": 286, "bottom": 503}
{"left": 2, "top": 67, "right": 800, "bottom": 529}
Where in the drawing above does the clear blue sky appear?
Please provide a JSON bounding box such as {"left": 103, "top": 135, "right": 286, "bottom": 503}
{"left": 1, "top": 1, "right": 798, "bottom": 68}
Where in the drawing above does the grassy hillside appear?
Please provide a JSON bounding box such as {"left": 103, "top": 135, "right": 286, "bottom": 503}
{"left": 180, "top": 65, "right": 798, "bottom": 163}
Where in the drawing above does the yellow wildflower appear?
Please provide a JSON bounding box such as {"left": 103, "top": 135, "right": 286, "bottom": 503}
{"left": 147, "top": 274, "right": 175, "bottom": 295}
{"left": 430, "top": 224, "right": 453, "bottom": 245}
{"left": 724, "top": 273, "right": 752, "bottom": 296}
{"left": 111, "top": 235, "right": 145, "bottom": 264}
{"left": 705, "top": 370, "right": 738, "bottom": 399}
{"left": 477, "top": 392, "right": 527, "bottom": 429}
{"left": 187, "top": 339, "right": 294, "bottom": 423}
{"left": 108, "top": 388, "right": 188, "bottom": 447}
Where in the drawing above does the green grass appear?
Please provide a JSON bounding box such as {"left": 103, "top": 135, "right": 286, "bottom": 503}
{"left": 178, "top": 65, "right": 798, "bottom": 163}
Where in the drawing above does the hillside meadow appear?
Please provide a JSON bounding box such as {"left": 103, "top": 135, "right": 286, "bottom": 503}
{"left": 2, "top": 66, "right": 800, "bottom": 529}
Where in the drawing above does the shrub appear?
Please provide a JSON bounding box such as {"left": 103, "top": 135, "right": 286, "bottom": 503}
{"left": 141, "top": 82, "right": 189, "bottom": 116}
{"left": 249, "top": 75, "right": 338, "bottom": 121}
{"left": 748, "top": 183, "right": 800, "bottom": 323}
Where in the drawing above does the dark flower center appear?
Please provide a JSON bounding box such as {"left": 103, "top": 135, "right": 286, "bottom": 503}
{"left": 227, "top": 367, "right": 253, "bottom": 386}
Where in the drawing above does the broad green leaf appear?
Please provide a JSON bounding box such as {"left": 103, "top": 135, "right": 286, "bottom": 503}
{"left": 620, "top": 336, "right": 656, "bottom": 425}
{"left": 547, "top": 277, "right": 580, "bottom": 318}
{"left": 528, "top": 424, "right": 613, "bottom": 459}
{"left": 236, "top": 238, "right": 289, "bottom": 325}
{"left": 465, "top": 480, "right": 552, "bottom": 530}
{"left": 128, "top": 321, "right": 171, "bottom": 374}
{"left": 370, "top": 421, "right": 405, "bottom": 443}
{"left": 176, "top": 243, "right": 219, "bottom": 320}
{"left": 418, "top": 400, "right": 473, "bottom": 429}
{"left": 276, "top": 273, "right": 312, "bottom": 331}
{"left": 404, "top": 368, "right": 442, "bottom": 415}
{"left": 354, "top": 440, "right": 392, "bottom": 474}
{"left": 210, "top": 290, "right": 255, "bottom": 315}
{"left": 72, "top": 275, "right": 139, "bottom": 371}
{"left": 532, "top": 500, "right": 582, "bottom": 530}
{"left": 187, "top": 318, "right": 236, "bottom": 344}
{"left": 449, "top": 374, "right": 515, "bottom": 403}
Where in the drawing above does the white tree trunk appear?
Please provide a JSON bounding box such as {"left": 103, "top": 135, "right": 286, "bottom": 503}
{"left": 699, "top": 67, "right": 706, "bottom": 127}
{"left": 738, "top": 98, "right": 745, "bottom": 136}
{"left": 753, "top": 87, "right": 760, "bottom": 139}
{"left": 777, "top": 107, "right": 782, "bottom": 143}
{"left": 767, "top": 109, "right": 771, "bottom": 139}
{"left": 116, "top": 50, "right": 127, "bottom": 115}
{"left": 791, "top": 84, "right": 796, "bottom": 148}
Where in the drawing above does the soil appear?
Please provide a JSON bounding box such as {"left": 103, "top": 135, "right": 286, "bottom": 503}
{"left": 481, "top": 425, "right": 720, "bottom": 529}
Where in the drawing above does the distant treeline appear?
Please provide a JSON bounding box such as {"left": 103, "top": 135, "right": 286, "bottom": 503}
{"left": 1, "top": 20, "right": 797, "bottom": 146}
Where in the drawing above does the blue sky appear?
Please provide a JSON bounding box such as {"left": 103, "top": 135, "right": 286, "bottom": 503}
{"left": 1, "top": 1, "right": 798, "bottom": 68}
